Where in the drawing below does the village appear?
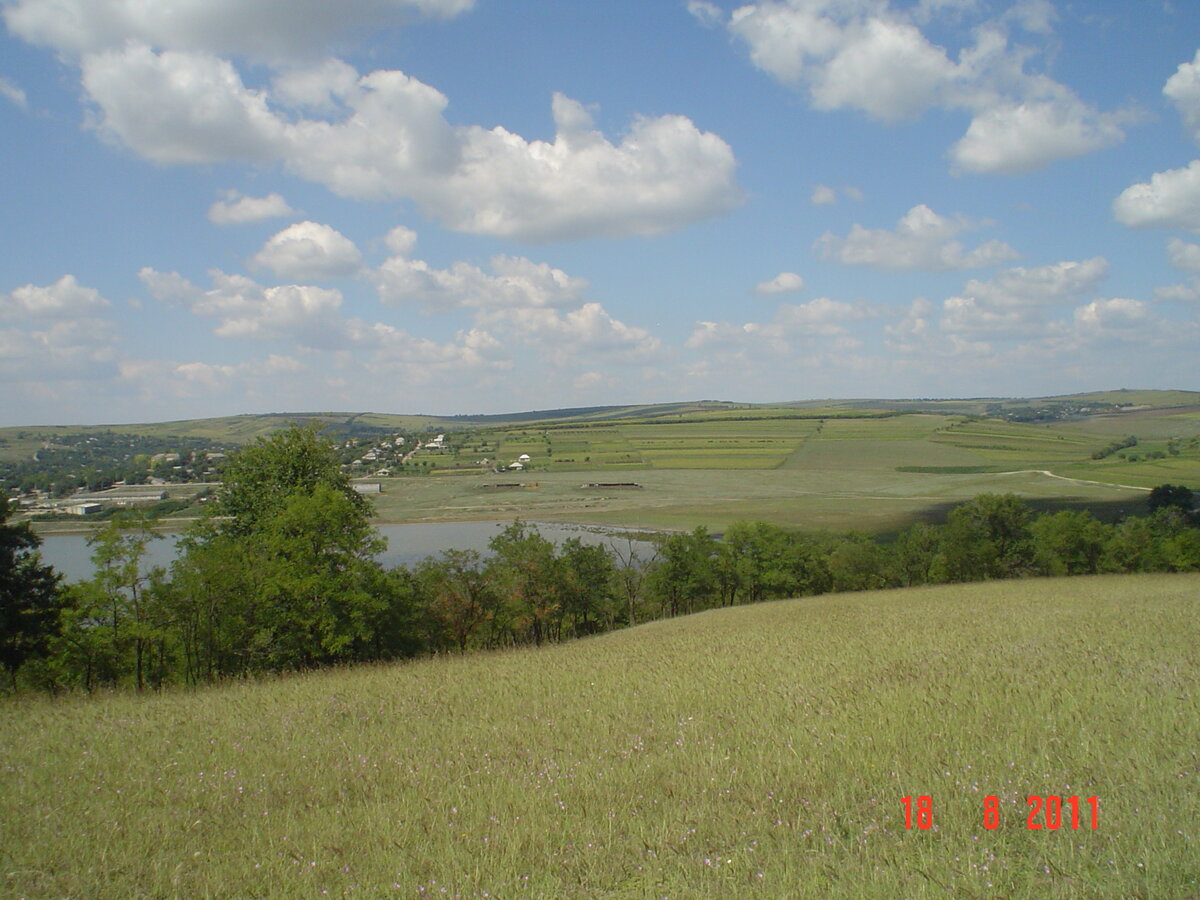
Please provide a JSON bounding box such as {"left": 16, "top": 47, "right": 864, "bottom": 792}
{"left": 5, "top": 426, "right": 554, "bottom": 520}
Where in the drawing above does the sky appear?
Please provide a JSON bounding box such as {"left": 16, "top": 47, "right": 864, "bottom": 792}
{"left": 2, "top": 0, "right": 1200, "bottom": 426}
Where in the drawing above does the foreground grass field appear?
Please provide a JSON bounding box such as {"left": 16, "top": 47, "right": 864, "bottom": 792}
{"left": 3, "top": 574, "right": 1197, "bottom": 898}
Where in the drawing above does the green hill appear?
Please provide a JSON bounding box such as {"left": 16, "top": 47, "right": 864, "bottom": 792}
{"left": 3, "top": 573, "right": 1198, "bottom": 898}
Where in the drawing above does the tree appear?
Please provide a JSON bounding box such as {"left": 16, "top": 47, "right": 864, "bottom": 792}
{"left": 721, "top": 522, "right": 830, "bottom": 605}
{"left": 250, "top": 485, "right": 387, "bottom": 669}
{"left": 891, "top": 522, "right": 943, "bottom": 586}
{"left": 86, "top": 513, "right": 164, "bottom": 690}
{"left": 415, "top": 549, "right": 497, "bottom": 652}
{"left": 1147, "top": 484, "right": 1196, "bottom": 517}
{"left": 647, "top": 527, "right": 718, "bottom": 617}
{"left": 175, "top": 424, "right": 395, "bottom": 675}
{"left": 210, "top": 422, "right": 368, "bottom": 537}
{"left": 827, "top": 533, "right": 894, "bottom": 593}
{"left": 941, "top": 494, "right": 1034, "bottom": 581}
{"left": 609, "top": 536, "right": 656, "bottom": 626}
{"left": 0, "top": 500, "right": 62, "bottom": 688}
{"left": 557, "top": 538, "right": 617, "bottom": 637}
{"left": 1030, "top": 510, "right": 1109, "bottom": 576}
{"left": 487, "top": 521, "right": 561, "bottom": 645}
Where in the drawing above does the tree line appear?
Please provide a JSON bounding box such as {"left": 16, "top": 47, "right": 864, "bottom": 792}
{"left": 2, "top": 425, "right": 1198, "bottom": 692}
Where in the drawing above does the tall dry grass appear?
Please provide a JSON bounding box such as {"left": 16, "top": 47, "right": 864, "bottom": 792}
{"left": 2, "top": 573, "right": 1198, "bottom": 898}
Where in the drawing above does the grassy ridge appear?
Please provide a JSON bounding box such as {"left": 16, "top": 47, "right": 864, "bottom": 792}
{"left": 3, "top": 574, "right": 1197, "bottom": 898}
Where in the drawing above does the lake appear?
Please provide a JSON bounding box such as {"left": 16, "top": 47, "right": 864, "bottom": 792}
{"left": 37, "top": 521, "right": 659, "bottom": 583}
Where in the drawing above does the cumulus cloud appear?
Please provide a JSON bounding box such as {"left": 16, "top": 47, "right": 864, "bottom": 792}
{"left": 81, "top": 45, "right": 287, "bottom": 164}
{"left": 3, "top": 0, "right": 475, "bottom": 62}
{"left": 2, "top": 274, "right": 112, "bottom": 319}
{"left": 811, "top": 184, "right": 838, "bottom": 205}
{"left": 0, "top": 318, "right": 121, "bottom": 383}
{"left": 949, "top": 97, "right": 1127, "bottom": 175}
{"left": 208, "top": 190, "right": 296, "bottom": 224}
{"left": 16, "top": 1, "right": 742, "bottom": 243}
{"left": 940, "top": 257, "right": 1109, "bottom": 336}
{"left": 482, "top": 303, "right": 662, "bottom": 365}
{"left": 375, "top": 250, "right": 588, "bottom": 312}
{"left": 0, "top": 276, "right": 120, "bottom": 385}
{"left": 725, "top": 0, "right": 1128, "bottom": 173}
{"left": 140, "top": 268, "right": 347, "bottom": 345}
{"left": 810, "top": 184, "right": 862, "bottom": 205}
{"left": 1167, "top": 237, "right": 1200, "bottom": 272}
{"left": 755, "top": 272, "right": 805, "bottom": 294}
{"left": 687, "top": 297, "right": 869, "bottom": 355}
{"left": 0, "top": 76, "right": 27, "bottom": 109}
{"left": 1113, "top": 159, "right": 1200, "bottom": 232}
{"left": 250, "top": 221, "right": 364, "bottom": 281}
{"left": 1165, "top": 49, "right": 1200, "bottom": 142}
{"left": 816, "top": 205, "right": 1018, "bottom": 270}
{"left": 687, "top": 0, "right": 724, "bottom": 28}
{"left": 1073, "top": 298, "right": 1149, "bottom": 335}
{"left": 416, "top": 93, "right": 741, "bottom": 240}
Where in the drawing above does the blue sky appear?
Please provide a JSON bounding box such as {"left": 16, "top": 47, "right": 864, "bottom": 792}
{"left": 2, "top": 0, "right": 1199, "bottom": 425}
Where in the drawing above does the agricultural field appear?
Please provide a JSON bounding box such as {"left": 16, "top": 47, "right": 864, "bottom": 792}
{"left": 11, "top": 391, "right": 1200, "bottom": 535}
{"left": 368, "top": 406, "right": 1196, "bottom": 533}
{"left": 3, "top": 573, "right": 1197, "bottom": 899}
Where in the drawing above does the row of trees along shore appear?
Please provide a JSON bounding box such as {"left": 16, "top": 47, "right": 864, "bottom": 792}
{"left": 2, "top": 425, "right": 1198, "bottom": 692}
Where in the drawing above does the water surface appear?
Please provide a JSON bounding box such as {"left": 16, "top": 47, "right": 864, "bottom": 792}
{"left": 39, "top": 521, "right": 656, "bottom": 583}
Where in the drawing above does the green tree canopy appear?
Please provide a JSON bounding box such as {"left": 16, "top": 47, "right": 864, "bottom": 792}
{"left": 211, "top": 422, "right": 368, "bottom": 536}
{"left": 0, "top": 500, "right": 63, "bottom": 687}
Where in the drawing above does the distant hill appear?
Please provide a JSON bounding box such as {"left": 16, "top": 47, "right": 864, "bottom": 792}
{"left": 3, "top": 390, "right": 1198, "bottom": 446}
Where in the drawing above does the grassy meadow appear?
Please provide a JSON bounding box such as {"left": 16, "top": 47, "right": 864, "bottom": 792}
{"left": 3, "top": 573, "right": 1198, "bottom": 899}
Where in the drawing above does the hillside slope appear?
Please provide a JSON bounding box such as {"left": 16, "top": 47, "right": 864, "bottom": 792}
{"left": 3, "top": 573, "right": 1198, "bottom": 899}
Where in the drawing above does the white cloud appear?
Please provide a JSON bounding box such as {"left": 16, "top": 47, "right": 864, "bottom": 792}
{"left": 0, "top": 318, "right": 120, "bottom": 383}
{"left": 483, "top": 303, "right": 662, "bottom": 365}
{"left": 375, "top": 251, "right": 587, "bottom": 312}
{"left": 956, "top": 257, "right": 1109, "bottom": 308}
{"left": 81, "top": 45, "right": 286, "bottom": 164}
{"left": 811, "top": 184, "right": 837, "bottom": 205}
{"left": 250, "top": 221, "right": 364, "bottom": 281}
{"left": 810, "top": 17, "right": 960, "bottom": 123}
{"left": 384, "top": 226, "right": 419, "bottom": 257}
{"left": 687, "top": 296, "right": 868, "bottom": 354}
{"left": 1165, "top": 49, "right": 1200, "bottom": 143}
{"left": 816, "top": 204, "right": 1018, "bottom": 270}
{"left": 726, "top": 1, "right": 1129, "bottom": 174}
{"left": 135, "top": 262, "right": 517, "bottom": 382}
{"left": 71, "top": 42, "right": 741, "bottom": 241}
{"left": 1167, "top": 237, "right": 1200, "bottom": 272}
{"left": 1113, "top": 159, "right": 1200, "bottom": 232}
{"left": 687, "top": 0, "right": 724, "bottom": 28}
{"left": 3, "top": 0, "right": 475, "bottom": 62}
{"left": 0, "top": 76, "right": 27, "bottom": 109}
{"left": 1005, "top": 0, "right": 1055, "bottom": 34}
{"left": 1073, "top": 298, "right": 1148, "bottom": 334}
{"left": 1155, "top": 239, "right": 1200, "bottom": 300}
{"left": 208, "top": 191, "right": 296, "bottom": 225}
{"left": 949, "top": 98, "right": 1127, "bottom": 175}
{"left": 755, "top": 272, "right": 805, "bottom": 294}
{"left": 415, "top": 93, "right": 741, "bottom": 240}
{"left": 939, "top": 257, "right": 1109, "bottom": 336}
{"left": 2, "top": 274, "right": 112, "bottom": 318}
{"left": 140, "top": 268, "right": 347, "bottom": 345}
{"left": 0, "top": 275, "right": 120, "bottom": 385}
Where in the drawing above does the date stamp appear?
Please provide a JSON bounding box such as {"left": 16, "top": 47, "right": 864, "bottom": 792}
{"left": 902, "top": 795, "right": 1099, "bottom": 830}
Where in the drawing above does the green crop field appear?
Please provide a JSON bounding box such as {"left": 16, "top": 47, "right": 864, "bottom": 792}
{"left": 11, "top": 391, "right": 1200, "bottom": 536}
{"left": 3, "top": 573, "right": 1197, "bottom": 899}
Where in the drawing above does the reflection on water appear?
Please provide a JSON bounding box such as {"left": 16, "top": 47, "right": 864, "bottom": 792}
{"left": 39, "top": 521, "right": 658, "bottom": 583}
